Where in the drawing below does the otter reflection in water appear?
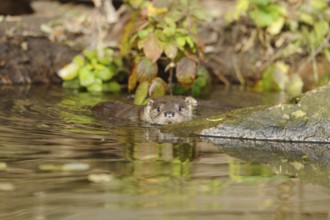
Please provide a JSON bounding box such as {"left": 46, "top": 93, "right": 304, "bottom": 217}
{"left": 92, "top": 96, "right": 197, "bottom": 125}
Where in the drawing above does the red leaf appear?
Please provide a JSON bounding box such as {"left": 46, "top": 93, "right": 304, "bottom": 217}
{"left": 176, "top": 57, "right": 197, "bottom": 85}
{"left": 143, "top": 33, "right": 163, "bottom": 63}
{"left": 137, "top": 57, "right": 158, "bottom": 82}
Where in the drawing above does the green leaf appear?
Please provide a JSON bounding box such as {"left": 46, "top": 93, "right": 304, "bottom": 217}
{"left": 79, "top": 68, "right": 95, "bottom": 86}
{"left": 87, "top": 79, "right": 103, "bottom": 92}
{"left": 72, "top": 55, "right": 85, "bottom": 68}
{"left": 313, "top": 20, "right": 329, "bottom": 44}
{"left": 299, "top": 12, "right": 314, "bottom": 25}
{"left": 95, "top": 65, "right": 115, "bottom": 81}
{"left": 164, "top": 16, "right": 176, "bottom": 29}
{"left": 58, "top": 63, "right": 79, "bottom": 81}
{"left": 134, "top": 81, "right": 150, "bottom": 105}
{"left": 311, "top": 0, "right": 327, "bottom": 10}
{"left": 164, "top": 43, "right": 178, "bottom": 60}
{"left": 163, "top": 27, "right": 176, "bottom": 37}
{"left": 185, "top": 36, "right": 195, "bottom": 48}
{"left": 176, "top": 57, "right": 197, "bottom": 85}
{"left": 103, "top": 81, "right": 122, "bottom": 93}
{"left": 83, "top": 49, "right": 97, "bottom": 61}
{"left": 98, "top": 57, "right": 113, "bottom": 65}
{"left": 129, "top": 0, "right": 143, "bottom": 8}
{"left": 149, "top": 77, "right": 166, "bottom": 98}
{"left": 250, "top": 0, "right": 273, "bottom": 6}
{"left": 267, "top": 17, "right": 285, "bottom": 35}
{"left": 249, "top": 7, "right": 274, "bottom": 27}
{"left": 137, "top": 27, "right": 154, "bottom": 39}
{"left": 192, "top": 7, "right": 208, "bottom": 21}
{"left": 232, "top": 0, "right": 249, "bottom": 20}
{"left": 143, "top": 33, "right": 163, "bottom": 63}
{"left": 176, "top": 36, "right": 186, "bottom": 50}
{"left": 136, "top": 57, "right": 158, "bottom": 82}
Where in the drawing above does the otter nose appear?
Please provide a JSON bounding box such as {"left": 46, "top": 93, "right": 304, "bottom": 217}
{"left": 164, "top": 111, "right": 175, "bottom": 118}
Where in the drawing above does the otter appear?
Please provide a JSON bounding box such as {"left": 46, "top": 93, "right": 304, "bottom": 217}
{"left": 92, "top": 96, "right": 197, "bottom": 125}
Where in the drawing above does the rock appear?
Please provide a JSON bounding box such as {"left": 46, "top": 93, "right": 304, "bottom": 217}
{"left": 0, "top": 0, "right": 33, "bottom": 16}
{"left": 0, "top": 36, "right": 79, "bottom": 85}
{"left": 164, "top": 85, "right": 330, "bottom": 143}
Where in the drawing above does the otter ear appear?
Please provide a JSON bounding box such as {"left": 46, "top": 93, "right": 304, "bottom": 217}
{"left": 185, "top": 96, "right": 198, "bottom": 107}
{"left": 147, "top": 99, "right": 154, "bottom": 106}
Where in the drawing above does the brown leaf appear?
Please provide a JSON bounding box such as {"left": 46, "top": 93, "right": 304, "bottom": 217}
{"left": 143, "top": 33, "right": 163, "bottom": 63}
{"left": 149, "top": 77, "right": 166, "bottom": 98}
{"left": 176, "top": 57, "right": 197, "bottom": 85}
{"left": 137, "top": 57, "right": 158, "bottom": 82}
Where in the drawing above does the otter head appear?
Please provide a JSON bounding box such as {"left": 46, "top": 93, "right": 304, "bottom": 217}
{"left": 140, "top": 96, "right": 197, "bottom": 125}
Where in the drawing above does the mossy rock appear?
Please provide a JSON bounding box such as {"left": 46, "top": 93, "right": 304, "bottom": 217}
{"left": 164, "top": 85, "right": 330, "bottom": 143}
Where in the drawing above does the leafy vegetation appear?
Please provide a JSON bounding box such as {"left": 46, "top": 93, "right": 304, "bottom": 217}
{"left": 57, "top": 0, "right": 210, "bottom": 102}
{"left": 229, "top": 0, "right": 330, "bottom": 93}
{"left": 58, "top": 48, "right": 124, "bottom": 92}
{"left": 122, "top": 0, "right": 210, "bottom": 104}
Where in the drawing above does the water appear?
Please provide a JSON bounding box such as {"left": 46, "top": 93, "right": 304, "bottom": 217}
{"left": 0, "top": 85, "right": 329, "bottom": 220}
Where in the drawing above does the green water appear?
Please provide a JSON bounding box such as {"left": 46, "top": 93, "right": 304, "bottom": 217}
{"left": 0, "top": 85, "right": 329, "bottom": 220}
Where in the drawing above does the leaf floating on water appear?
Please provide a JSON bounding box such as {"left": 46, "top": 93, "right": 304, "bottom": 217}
{"left": 39, "top": 163, "right": 90, "bottom": 171}
{"left": 62, "top": 162, "right": 90, "bottom": 171}
{"left": 88, "top": 174, "right": 113, "bottom": 183}
{"left": 0, "top": 183, "right": 15, "bottom": 191}
{"left": 0, "top": 162, "right": 7, "bottom": 170}
{"left": 291, "top": 161, "right": 304, "bottom": 171}
{"left": 39, "top": 164, "right": 63, "bottom": 171}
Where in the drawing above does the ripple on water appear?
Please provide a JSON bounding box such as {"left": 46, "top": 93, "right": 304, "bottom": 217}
{"left": 0, "top": 86, "right": 329, "bottom": 220}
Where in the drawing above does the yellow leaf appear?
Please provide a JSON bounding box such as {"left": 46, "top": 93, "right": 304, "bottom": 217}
{"left": 147, "top": 2, "right": 168, "bottom": 17}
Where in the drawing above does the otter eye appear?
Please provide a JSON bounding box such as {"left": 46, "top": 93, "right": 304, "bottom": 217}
{"left": 157, "top": 107, "right": 161, "bottom": 112}
{"left": 178, "top": 107, "right": 182, "bottom": 112}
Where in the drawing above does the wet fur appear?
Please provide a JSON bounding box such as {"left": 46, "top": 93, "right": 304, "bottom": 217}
{"left": 92, "top": 96, "right": 197, "bottom": 125}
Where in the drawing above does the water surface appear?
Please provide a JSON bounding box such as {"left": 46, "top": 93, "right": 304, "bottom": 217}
{"left": 0, "top": 86, "right": 329, "bottom": 220}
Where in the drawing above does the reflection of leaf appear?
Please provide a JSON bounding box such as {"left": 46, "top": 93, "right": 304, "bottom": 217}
{"left": 136, "top": 57, "right": 158, "bottom": 82}
{"left": 63, "top": 78, "right": 81, "bottom": 89}
{"left": 134, "top": 81, "right": 150, "bottom": 105}
{"left": 149, "top": 77, "right": 166, "bottom": 98}
{"left": 176, "top": 57, "right": 197, "bottom": 85}
{"left": 143, "top": 33, "right": 163, "bottom": 63}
